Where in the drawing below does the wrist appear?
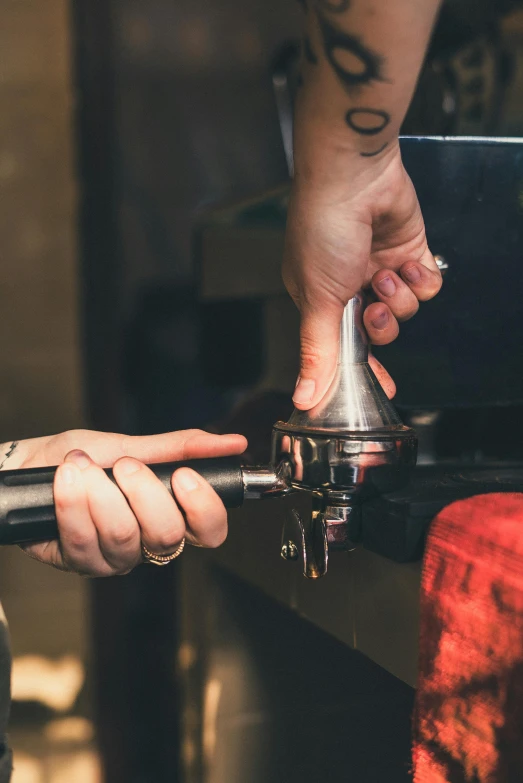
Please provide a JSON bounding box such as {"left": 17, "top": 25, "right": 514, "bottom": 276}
{"left": 292, "top": 133, "right": 400, "bottom": 194}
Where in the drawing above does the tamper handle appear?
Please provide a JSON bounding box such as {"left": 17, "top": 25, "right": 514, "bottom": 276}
{"left": 0, "top": 457, "right": 244, "bottom": 545}
{"left": 340, "top": 291, "right": 368, "bottom": 365}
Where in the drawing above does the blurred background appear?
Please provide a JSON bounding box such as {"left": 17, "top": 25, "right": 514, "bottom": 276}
{"left": 1, "top": 1, "right": 523, "bottom": 781}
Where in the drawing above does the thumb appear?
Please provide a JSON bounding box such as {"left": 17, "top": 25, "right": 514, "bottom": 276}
{"left": 293, "top": 304, "right": 344, "bottom": 410}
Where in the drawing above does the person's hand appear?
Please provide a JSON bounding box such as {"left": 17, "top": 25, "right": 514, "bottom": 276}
{"left": 283, "top": 142, "right": 442, "bottom": 410}
{"left": 13, "top": 428, "right": 247, "bottom": 576}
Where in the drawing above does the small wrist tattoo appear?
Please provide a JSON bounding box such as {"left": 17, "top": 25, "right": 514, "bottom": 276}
{"left": 0, "top": 441, "right": 19, "bottom": 471}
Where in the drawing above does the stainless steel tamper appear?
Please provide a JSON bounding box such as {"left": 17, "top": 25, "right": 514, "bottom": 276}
{"left": 0, "top": 293, "right": 416, "bottom": 578}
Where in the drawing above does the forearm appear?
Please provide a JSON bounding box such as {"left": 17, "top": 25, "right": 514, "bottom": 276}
{"left": 295, "top": 0, "right": 442, "bottom": 182}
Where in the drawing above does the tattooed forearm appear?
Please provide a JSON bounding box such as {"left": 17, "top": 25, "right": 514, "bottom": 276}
{"left": 299, "top": 0, "right": 393, "bottom": 156}
{"left": 295, "top": 0, "right": 441, "bottom": 160}
{"left": 317, "top": 11, "right": 385, "bottom": 92}
{"left": 346, "top": 109, "right": 391, "bottom": 155}
{"left": 345, "top": 108, "right": 390, "bottom": 135}
{"left": 0, "top": 441, "right": 19, "bottom": 470}
{"left": 360, "top": 141, "right": 389, "bottom": 157}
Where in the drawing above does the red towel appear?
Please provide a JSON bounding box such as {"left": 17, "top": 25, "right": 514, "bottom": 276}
{"left": 412, "top": 493, "right": 523, "bottom": 783}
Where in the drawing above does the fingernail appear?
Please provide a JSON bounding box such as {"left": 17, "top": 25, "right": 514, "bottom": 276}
{"left": 370, "top": 309, "right": 389, "bottom": 330}
{"left": 66, "top": 450, "right": 91, "bottom": 470}
{"left": 376, "top": 276, "right": 396, "bottom": 297}
{"left": 58, "top": 464, "right": 76, "bottom": 486}
{"left": 117, "top": 458, "right": 142, "bottom": 476}
{"left": 174, "top": 468, "right": 199, "bottom": 492}
{"left": 293, "top": 378, "right": 315, "bottom": 405}
{"left": 403, "top": 265, "right": 422, "bottom": 284}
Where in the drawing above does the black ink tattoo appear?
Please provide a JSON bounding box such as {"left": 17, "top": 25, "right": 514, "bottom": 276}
{"left": 317, "top": 11, "right": 385, "bottom": 91}
{"left": 345, "top": 107, "right": 390, "bottom": 135}
{"left": 0, "top": 441, "right": 19, "bottom": 470}
{"left": 316, "top": 0, "right": 350, "bottom": 12}
{"left": 360, "top": 142, "right": 389, "bottom": 157}
{"left": 303, "top": 36, "right": 318, "bottom": 65}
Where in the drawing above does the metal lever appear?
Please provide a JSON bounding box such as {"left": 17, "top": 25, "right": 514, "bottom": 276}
{"left": 281, "top": 497, "right": 328, "bottom": 579}
{"left": 281, "top": 493, "right": 359, "bottom": 579}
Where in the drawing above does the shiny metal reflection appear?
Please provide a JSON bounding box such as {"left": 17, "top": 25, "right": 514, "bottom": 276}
{"left": 287, "top": 293, "right": 402, "bottom": 432}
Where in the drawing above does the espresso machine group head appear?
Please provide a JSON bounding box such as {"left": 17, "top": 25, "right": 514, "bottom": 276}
{"left": 0, "top": 293, "right": 417, "bottom": 578}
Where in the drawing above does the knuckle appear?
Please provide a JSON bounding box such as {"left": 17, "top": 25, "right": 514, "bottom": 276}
{"left": 300, "top": 349, "right": 322, "bottom": 372}
{"left": 108, "top": 524, "right": 137, "bottom": 549}
{"left": 184, "top": 428, "right": 206, "bottom": 438}
{"left": 64, "top": 429, "right": 90, "bottom": 449}
{"left": 156, "top": 529, "right": 183, "bottom": 553}
{"left": 181, "top": 429, "right": 209, "bottom": 459}
{"left": 300, "top": 335, "right": 330, "bottom": 372}
{"left": 54, "top": 495, "right": 73, "bottom": 516}
{"left": 63, "top": 531, "right": 93, "bottom": 552}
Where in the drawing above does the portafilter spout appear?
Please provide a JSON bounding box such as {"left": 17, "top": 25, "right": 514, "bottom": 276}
{"left": 271, "top": 292, "right": 417, "bottom": 578}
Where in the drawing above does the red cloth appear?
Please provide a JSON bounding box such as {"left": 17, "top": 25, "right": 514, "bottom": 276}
{"left": 412, "top": 493, "right": 523, "bottom": 783}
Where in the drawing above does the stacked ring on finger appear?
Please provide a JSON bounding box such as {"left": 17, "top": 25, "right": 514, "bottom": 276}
{"left": 141, "top": 538, "right": 185, "bottom": 566}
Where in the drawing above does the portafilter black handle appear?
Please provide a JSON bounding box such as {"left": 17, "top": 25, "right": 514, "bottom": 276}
{"left": 0, "top": 456, "right": 244, "bottom": 545}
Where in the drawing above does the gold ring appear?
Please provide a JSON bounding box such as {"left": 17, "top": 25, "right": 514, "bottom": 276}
{"left": 141, "top": 538, "right": 185, "bottom": 566}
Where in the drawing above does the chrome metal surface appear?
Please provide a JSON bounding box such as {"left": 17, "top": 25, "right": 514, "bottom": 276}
{"left": 271, "top": 428, "right": 417, "bottom": 498}
{"left": 434, "top": 254, "right": 449, "bottom": 274}
{"left": 280, "top": 540, "right": 299, "bottom": 561}
{"left": 242, "top": 464, "right": 291, "bottom": 500}
{"left": 271, "top": 293, "right": 417, "bottom": 499}
{"left": 287, "top": 293, "right": 402, "bottom": 432}
{"left": 280, "top": 498, "right": 357, "bottom": 578}
{"left": 404, "top": 410, "right": 441, "bottom": 465}
{"left": 281, "top": 504, "right": 328, "bottom": 579}
{"left": 324, "top": 499, "right": 359, "bottom": 552}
